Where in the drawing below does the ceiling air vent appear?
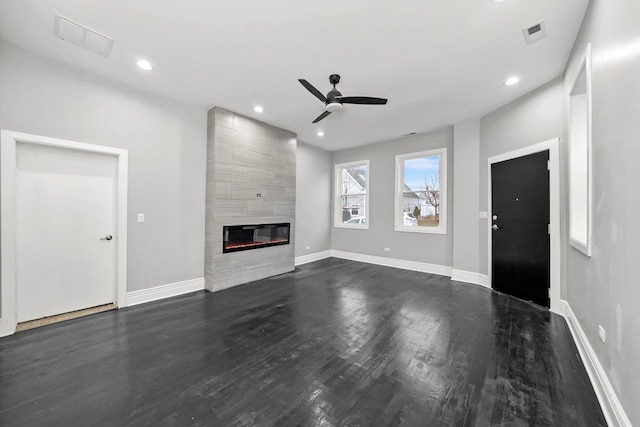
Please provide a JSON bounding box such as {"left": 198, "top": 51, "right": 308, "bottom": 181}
{"left": 522, "top": 20, "right": 547, "bottom": 45}
{"left": 54, "top": 14, "right": 114, "bottom": 57}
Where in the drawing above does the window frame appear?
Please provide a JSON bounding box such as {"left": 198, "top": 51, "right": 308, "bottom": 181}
{"left": 395, "top": 148, "right": 447, "bottom": 234}
{"left": 567, "top": 43, "right": 592, "bottom": 257}
{"left": 334, "top": 159, "right": 370, "bottom": 229}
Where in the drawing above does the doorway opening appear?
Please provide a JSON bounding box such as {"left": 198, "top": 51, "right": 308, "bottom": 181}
{"left": 488, "top": 138, "right": 560, "bottom": 312}
{"left": 1, "top": 130, "right": 128, "bottom": 337}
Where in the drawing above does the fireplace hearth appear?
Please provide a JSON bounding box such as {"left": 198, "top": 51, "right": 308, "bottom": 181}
{"left": 223, "top": 223, "right": 290, "bottom": 253}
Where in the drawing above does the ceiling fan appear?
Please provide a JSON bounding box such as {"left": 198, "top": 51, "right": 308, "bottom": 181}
{"left": 298, "top": 74, "right": 387, "bottom": 123}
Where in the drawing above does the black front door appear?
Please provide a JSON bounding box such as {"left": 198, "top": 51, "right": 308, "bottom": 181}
{"left": 491, "top": 150, "right": 550, "bottom": 307}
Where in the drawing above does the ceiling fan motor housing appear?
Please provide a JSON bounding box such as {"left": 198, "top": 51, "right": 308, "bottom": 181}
{"left": 326, "top": 87, "right": 343, "bottom": 112}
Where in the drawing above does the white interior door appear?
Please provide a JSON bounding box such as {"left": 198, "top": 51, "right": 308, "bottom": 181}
{"left": 16, "top": 143, "right": 117, "bottom": 322}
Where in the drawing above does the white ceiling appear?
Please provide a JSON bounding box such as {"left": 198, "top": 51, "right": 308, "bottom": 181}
{"left": 0, "top": 0, "right": 589, "bottom": 151}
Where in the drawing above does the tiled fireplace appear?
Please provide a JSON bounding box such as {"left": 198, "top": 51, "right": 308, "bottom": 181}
{"left": 204, "top": 107, "right": 296, "bottom": 292}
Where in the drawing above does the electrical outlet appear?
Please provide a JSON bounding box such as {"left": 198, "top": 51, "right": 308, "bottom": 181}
{"left": 598, "top": 325, "right": 606, "bottom": 343}
{"left": 305, "top": 246, "right": 310, "bottom": 250}
{"left": 384, "top": 247, "right": 390, "bottom": 252}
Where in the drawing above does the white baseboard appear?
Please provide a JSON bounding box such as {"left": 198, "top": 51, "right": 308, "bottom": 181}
{"left": 558, "top": 299, "right": 568, "bottom": 316}
{"left": 127, "top": 277, "right": 205, "bottom": 307}
{"left": 301, "top": 252, "right": 488, "bottom": 288}
{"left": 330, "top": 250, "right": 452, "bottom": 277}
{"left": 562, "top": 300, "right": 632, "bottom": 427}
{"left": 295, "top": 250, "right": 332, "bottom": 266}
{"left": 451, "top": 269, "right": 490, "bottom": 288}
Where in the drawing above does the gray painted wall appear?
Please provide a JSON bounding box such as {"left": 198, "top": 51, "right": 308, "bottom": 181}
{"left": 204, "top": 108, "right": 296, "bottom": 291}
{"left": 331, "top": 127, "right": 454, "bottom": 267}
{"left": 295, "top": 142, "right": 331, "bottom": 257}
{"left": 478, "top": 78, "right": 564, "bottom": 276}
{"left": 563, "top": 1, "right": 640, "bottom": 423}
{"left": 453, "top": 120, "right": 480, "bottom": 274}
{"left": 0, "top": 42, "right": 207, "bottom": 293}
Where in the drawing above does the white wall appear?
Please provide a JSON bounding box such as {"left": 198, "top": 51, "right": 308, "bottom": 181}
{"left": 331, "top": 127, "right": 454, "bottom": 267}
{"left": 452, "top": 119, "right": 480, "bottom": 276}
{"left": 295, "top": 142, "right": 331, "bottom": 257}
{"left": 0, "top": 42, "right": 207, "bottom": 293}
{"left": 563, "top": 0, "right": 640, "bottom": 423}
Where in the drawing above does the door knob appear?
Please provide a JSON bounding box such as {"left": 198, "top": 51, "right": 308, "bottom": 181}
{"left": 100, "top": 235, "right": 113, "bottom": 241}
{"left": 491, "top": 224, "right": 500, "bottom": 231}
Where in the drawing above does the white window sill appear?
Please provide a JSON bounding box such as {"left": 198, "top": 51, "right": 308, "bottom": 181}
{"left": 334, "top": 223, "right": 369, "bottom": 230}
{"left": 394, "top": 225, "right": 446, "bottom": 234}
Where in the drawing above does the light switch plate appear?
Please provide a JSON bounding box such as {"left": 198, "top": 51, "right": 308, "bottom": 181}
{"left": 137, "top": 213, "right": 145, "bottom": 223}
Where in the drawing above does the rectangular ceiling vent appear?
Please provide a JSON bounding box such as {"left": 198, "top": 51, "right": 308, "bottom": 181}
{"left": 54, "top": 14, "right": 114, "bottom": 57}
{"left": 522, "top": 20, "right": 547, "bottom": 45}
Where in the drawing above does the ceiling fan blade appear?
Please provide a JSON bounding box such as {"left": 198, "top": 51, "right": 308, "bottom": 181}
{"left": 312, "top": 111, "right": 331, "bottom": 123}
{"left": 337, "top": 96, "right": 387, "bottom": 105}
{"left": 298, "top": 79, "right": 327, "bottom": 103}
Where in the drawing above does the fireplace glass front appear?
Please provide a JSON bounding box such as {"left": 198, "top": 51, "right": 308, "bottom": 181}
{"left": 223, "top": 223, "right": 290, "bottom": 253}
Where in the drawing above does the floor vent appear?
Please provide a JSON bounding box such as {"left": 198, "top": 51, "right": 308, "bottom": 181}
{"left": 522, "top": 20, "right": 547, "bottom": 45}
{"left": 54, "top": 14, "right": 114, "bottom": 57}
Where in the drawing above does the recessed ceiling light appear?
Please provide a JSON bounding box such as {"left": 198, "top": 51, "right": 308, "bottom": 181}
{"left": 491, "top": 0, "right": 507, "bottom": 4}
{"left": 504, "top": 76, "right": 520, "bottom": 86}
{"left": 317, "top": 131, "right": 324, "bottom": 137}
{"left": 136, "top": 59, "right": 153, "bottom": 71}
{"left": 254, "top": 106, "right": 264, "bottom": 113}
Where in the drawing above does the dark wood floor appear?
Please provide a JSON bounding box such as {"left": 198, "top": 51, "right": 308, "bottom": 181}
{"left": 0, "top": 258, "right": 606, "bottom": 426}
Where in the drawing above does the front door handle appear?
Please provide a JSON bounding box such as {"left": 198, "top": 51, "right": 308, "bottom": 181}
{"left": 100, "top": 235, "right": 113, "bottom": 241}
{"left": 491, "top": 224, "right": 500, "bottom": 231}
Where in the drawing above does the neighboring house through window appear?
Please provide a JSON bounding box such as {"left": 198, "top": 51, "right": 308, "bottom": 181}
{"left": 335, "top": 160, "right": 369, "bottom": 228}
{"left": 395, "top": 148, "right": 447, "bottom": 234}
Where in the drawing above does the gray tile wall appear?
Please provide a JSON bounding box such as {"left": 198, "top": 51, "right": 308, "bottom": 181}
{"left": 205, "top": 108, "right": 296, "bottom": 291}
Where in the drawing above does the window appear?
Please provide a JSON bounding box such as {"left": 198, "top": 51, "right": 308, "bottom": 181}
{"left": 568, "top": 43, "right": 592, "bottom": 256}
{"left": 335, "top": 160, "right": 369, "bottom": 228}
{"left": 395, "top": 148, "right": 447, "bottom": 234}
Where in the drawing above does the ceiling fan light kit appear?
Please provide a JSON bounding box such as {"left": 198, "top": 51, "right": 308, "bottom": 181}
{"left": 298, "top": 74, "right": 387, "bottom": 123}
{"left": 326, "top": 102, "right": 343, "bottom": 113}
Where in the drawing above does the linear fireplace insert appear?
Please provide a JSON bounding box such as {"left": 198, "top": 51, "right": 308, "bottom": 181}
{"left": 223, "top": 223, "right": 290, "bottom": 253}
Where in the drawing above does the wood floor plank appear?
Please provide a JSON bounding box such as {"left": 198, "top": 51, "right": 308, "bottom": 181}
{"left": 0, "top": 258, "right": 606, "bottom": 426}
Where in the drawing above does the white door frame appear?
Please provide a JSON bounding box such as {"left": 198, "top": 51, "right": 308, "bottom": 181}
{"left": 1, "top": 130, "right": 128, "bottom": 337}
{"left": 487, "top": 138, "right": 561, "bottom": 314}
